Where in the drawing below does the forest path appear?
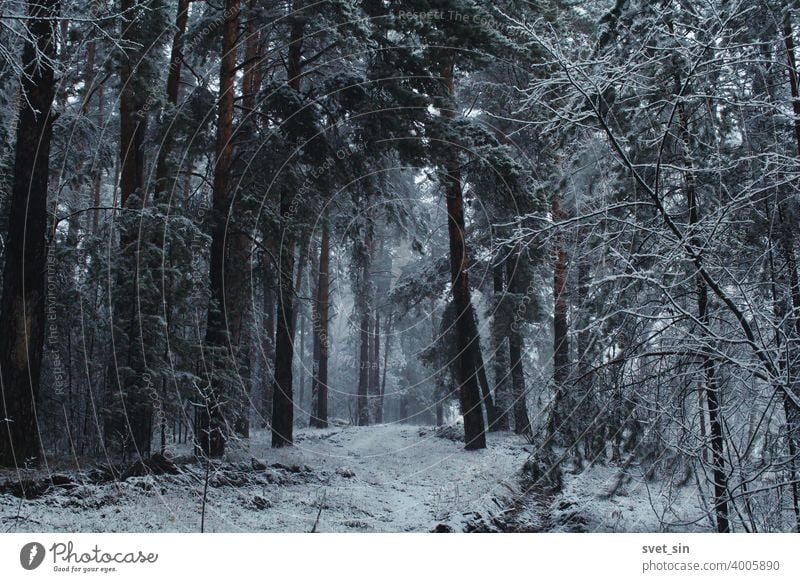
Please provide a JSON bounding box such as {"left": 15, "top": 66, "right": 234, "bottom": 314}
{"left": 241, "top": 424, "right": 531, "bottom": 532}
{"left": 1, "top": 424, "right": 534, "bottom": 532}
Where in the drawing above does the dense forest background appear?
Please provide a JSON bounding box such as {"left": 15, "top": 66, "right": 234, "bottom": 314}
{"left": 1, "top": 0, "right": 800, "bottom": 533}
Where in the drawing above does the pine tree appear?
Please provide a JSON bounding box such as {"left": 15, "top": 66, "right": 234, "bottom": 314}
{"left": 0, "top": 0, "right": 61, "bottom": 467}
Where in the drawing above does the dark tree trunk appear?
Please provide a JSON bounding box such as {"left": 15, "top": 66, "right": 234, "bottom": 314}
{"left": 548, "top": 198, "right": 570, "bottom": 443}
{"left": 118, "top": 0, "right": 148, "bottom": 211}
{"left": 372, "top": 311, "right": 382, "bottom": 423}
{"left": 468, "top": 321, "right": 497, "bottom": 429}
{"left": 357, "top": 307, "right": 370, "bottom": 426}
{"left": 109, "top": 0, "right": 154, "bottom": 456}
{"left": 440, "top": 56, "right": 485, "bottom": 450}
{"left": 200, "top": 0, "right": 240, "bottom": 458}
{"left": 431, "top": 302, "right": 445, "bottom": 427}
{"left": 271, "top": 234, "right": 296, "bottom": 447}
{"left": 310, "top": 222, "right": 330, "bottom": 428}
{"left": 271, "top": 3, "right": 304, "bottom": 446}
{"left": 241, "top": 0, "right": 262, "bottom": 133}
{"left": 0, "top": 0, "right": 60, "bottom": 467}
{"left": 491, "top": 257, "right": 511, "bottom": 431}
{"left": 290, "top": 239, "right": 312, "bottom": 426}
{"left": 262, "top": 250, "right": 276, "bottom": 423}
{"left": 507, "top": 258, "right": 532, "bottom": 437}
{"left": 379, "top": 312, "right": 392, "bottom": 425}
{"left": 298, "top": 303, "right": 306, "bottom": 417}
{"left": 82, "top": 40, "right": 104, "bottom": 233}
{"left": 675, "top": 72, "right": 730, "bottom": 533}
{"left": 154, "top": 0, "right": 190, "bottom": 199}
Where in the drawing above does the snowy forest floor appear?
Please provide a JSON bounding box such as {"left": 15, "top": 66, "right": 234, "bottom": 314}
{"left": 0, "top": 424, "right": 707, "bottom": 532}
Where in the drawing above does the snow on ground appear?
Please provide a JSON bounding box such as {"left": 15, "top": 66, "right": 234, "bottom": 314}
{"left": 1, "top": 424, "right": 710, "bottom": 533}
{"left": 1, "top": 424, "right": 534, "bottom": 533}
{"left": 511, "top": 460, "right": 708, "bottom": 533}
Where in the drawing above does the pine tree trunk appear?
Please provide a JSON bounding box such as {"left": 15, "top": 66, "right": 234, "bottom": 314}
{"left": 507, "top": 258, "right": 532, "bottom": 436}
{"left": 271, "top": 233, "right": 296, "bottom": 446}
{"left": 372, "top": 311, "right": 382, "bottom": 423}
{"left": 0, "top": 0, "right": 60, "bottom": 467}
{"left": 491, "top": 258, "right": 511, "bottom": 431}
{"left": 118, "top": 0, "right": 147, "bottom": 211}
{"left": 271, "top": 2, "right": 304, "bottom": 446}
{"left": 431, "top": 302, "right": 445, "bottom": 427}
{"left": 548, "top": 198, "right": 570, "bottom": 444}
{"left": 241, "top": 0, "right": 262, "bottom": 131}
{"left": 109, "top": 0, "right": 154, "bottom": 456}
{"left": 356, "top": 230, "right": 372, "bottom": 426}
{"left": 676, "top": 76, "right": 730, "bottom": 533}
{"left": 310, "top": 222, "right": 330, "bottom": 428}
{"left": 154, "top": 0, "right": 189, "bottom": 199}
{"left": 468, "top": 321, "right": 497, "bottom": 429}
{"left": 262, "top": 250, "right": 276, "bottom": 423}
{"left": 200, "top": 0, "right": 240, "bottom": 457}
{"left": 379, "top": 312, "right": 392, "bottom": 425}
{"left": 298, "top": 304, "right": 306, "bottom": 418}
{"left": 357, "top": 307, "right": 370, "bottom": 426}
{"left": 441, "top": 57, "right": 485, "bottom": 450}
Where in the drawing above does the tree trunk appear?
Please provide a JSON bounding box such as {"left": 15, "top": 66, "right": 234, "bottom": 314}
{"left": 118, "top": 0, "right": 147, "bottom": 211}
{"left": 0, "top": 0, "right": 60, "bottom": 467}
{"left": 109, "top": 0, "right": 154, "bottom": 456}
{"left": 200, "top": 0, "right": 240, "bottom": 458}
{"left": 676, "top": 74, "right": 730, "bottom": 533}
{"left": 491, "top": 257, "right": 511, "bottom": 431}
{"left": 507, "top": 258, "right": 532, "bottom": 437}
{"left": 440, "top": 56, "right": 486, "bottom": 450}
{"left": 271, "top": 2, "right": 304, "bottom": 446}
{"left": 298, "top": 303, "right": 306, "bottom": 418}
{"left": 310, "top": 222, "right": 330, "bottom": 428}
{"left": 355, "top": 228, "right": 372, "bottom": 427}
{"left": 379, "top": 312, "right": 393, "bottom": 425}
{"left": 154, "top": 0, "right": 190, "bottom": 200}
{"left": 241, "top": 0, "right": 262, "bottom": 132}
{"left": 548, "top": 197, "right": 570, "bottom": 443}
{"left": 82, "top": 39, "right": 104, "bottom": 233}
{"left": 468, "top": 321, "right": 497, "bottom": 429}
{"left": 357, "top": 306, "right": 370, "bottom": 426}
{"left": 262, "top": 250, "right": 275, "bottom": 423}
{"left": 372, "top": 310, "right": 382, "bottom": 423}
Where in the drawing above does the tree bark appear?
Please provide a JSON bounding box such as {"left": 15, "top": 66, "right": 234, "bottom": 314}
{"left": 468, "top": 321, "right": 497, "bottom": 429}
{"left": 440, "top": 56, "right": 486, "bottom": 450}
{"left": 262, "top": 248, "right": 275, "bottom": 423}
{"left": 379, "top": 312, "right": 393, "bottom": 425}
{"left": 154, "top": 0, "right": 190, "bottom": 200}
{"left": 491, "top": 257, "right": 511, "bottom": 431}
{"left": 357, "top": 308, "right": 370, "bottom": 426}
{"left": 118, "top": 0, "right": 147, "bottom": 210}
{"left": 372, "top": 310, "right": 382, "bottom": 423}
{"left": 200, "top": 0, "right": 240, "bottom": 457}
{"left": 271, "top": 2, "right": 304, "bottom": 446}
{"left": 356, "top": 228, "right": 372, "bottom": 426}
{"left": 507, "top": 257, "right": 532, "bottom": 437}
{"left": 310, "top": 222, "right": 330, "bottom": 428}
{"left": 0, "top": 0, "right": 61, "bottom": 467}
{"left": 548, "top": 197, "right": 570, "bottom": 443}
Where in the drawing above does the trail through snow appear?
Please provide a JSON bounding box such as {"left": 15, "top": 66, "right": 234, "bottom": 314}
{"left": 1, "top": 424, "right": 534, "bottom": 532}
